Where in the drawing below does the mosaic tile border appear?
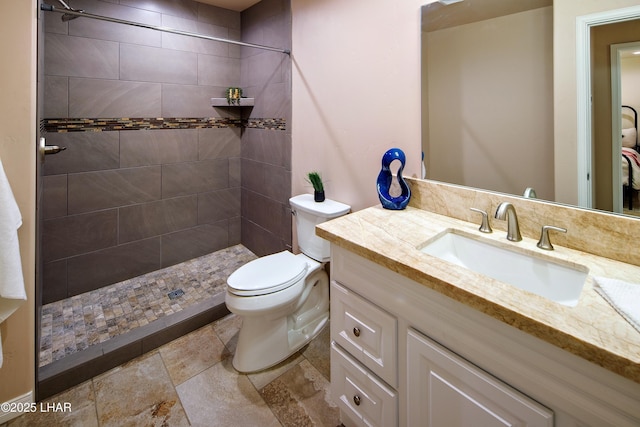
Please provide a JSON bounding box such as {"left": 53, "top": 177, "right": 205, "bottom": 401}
{"left": 42, "top": 117, "right": 287, "bottom": 133}
{"left": 246, "top": 118, "right": 287, "bottom": 131}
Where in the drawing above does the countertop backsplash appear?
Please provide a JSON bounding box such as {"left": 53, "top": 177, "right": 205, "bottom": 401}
{"left": 407, "top": 178, "right": 640, "bottom": 267}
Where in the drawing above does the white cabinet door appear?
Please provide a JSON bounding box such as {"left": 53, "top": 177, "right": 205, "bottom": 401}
{"left": 407, "top": 328, "right": 553, "bottom": 427}
{"left": 331, "top": 281, "right": 397, "bottom": 387}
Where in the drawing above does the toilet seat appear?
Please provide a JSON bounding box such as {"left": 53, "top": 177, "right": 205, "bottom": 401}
{"left": 227, "top": 251, "right": 308, "bottom": 296}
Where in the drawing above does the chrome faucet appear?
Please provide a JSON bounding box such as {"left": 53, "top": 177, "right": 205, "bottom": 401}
{"left": 494, "top": 202, "right": 522, "bottom": 242}
{"left": 523, "top": 187, "right": 537, "bottom": 198}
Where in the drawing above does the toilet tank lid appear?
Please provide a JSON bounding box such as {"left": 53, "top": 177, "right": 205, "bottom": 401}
{"left": 289, "top": 194, "right": 351, "bottom": 218}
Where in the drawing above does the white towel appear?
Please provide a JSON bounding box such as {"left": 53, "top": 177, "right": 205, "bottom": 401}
{"left": 593, "top": 276, "right": 640, "bottom": 334}
{"left": 0, "top": 157, "right": 27, "bottom": 368}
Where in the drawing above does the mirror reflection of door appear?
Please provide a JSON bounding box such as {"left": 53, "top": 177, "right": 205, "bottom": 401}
{"left": 591, "top": 18, "right": 640, "bottom": 213}
{"left": 612, "top": 42, "right": 640, "bottom": 215}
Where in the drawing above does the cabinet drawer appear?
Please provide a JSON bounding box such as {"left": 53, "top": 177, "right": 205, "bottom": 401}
{"left": 331, "top": 342, "right": 398, "bottom": 427}
{"left": 331, "top": 281, "right": 397, "bottom": 387}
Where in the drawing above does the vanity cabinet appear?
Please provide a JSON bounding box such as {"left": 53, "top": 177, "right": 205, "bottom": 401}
{"left": 331, "top": 279, "right": 552, "bottom": 427}
{"left": 329, "top": 244, "right": 640, "bottom": 427}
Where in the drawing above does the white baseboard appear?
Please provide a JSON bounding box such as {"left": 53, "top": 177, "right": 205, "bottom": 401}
{"left": 0, "top": 391, "right": 33, "bottom": 424}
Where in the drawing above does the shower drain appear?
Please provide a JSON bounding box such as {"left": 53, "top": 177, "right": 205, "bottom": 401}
{"left": 167, "top": 289, "right": 185, "bottom": 300}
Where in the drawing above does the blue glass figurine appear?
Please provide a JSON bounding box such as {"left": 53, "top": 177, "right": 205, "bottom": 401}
{"left": 377, "top": 148, "right": 411, "bottom": 210}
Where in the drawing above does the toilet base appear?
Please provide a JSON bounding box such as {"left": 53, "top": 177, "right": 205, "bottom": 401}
{"left": 232, "top": 312, "right": 328, "bottom": 373}
{"left": 230, "top": 268, "right": 329, "bottom": 373}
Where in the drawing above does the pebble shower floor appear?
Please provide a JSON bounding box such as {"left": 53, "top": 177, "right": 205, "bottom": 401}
{"left": 39, "top": 244, "right": 257, "bottom": 367}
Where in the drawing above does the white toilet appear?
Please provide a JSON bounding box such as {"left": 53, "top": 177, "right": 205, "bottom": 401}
{"left": 225, "top": 194, "right": 350, "bottom": 373}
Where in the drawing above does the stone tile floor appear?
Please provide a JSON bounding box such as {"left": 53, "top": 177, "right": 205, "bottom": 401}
{"left": 17, "top": 245, "right": 343, "bottom": 426}
{"left": 7, "top": 313, "right": 341, "bottom": 426}
{"left": 39, "top": 244, "right": 257, "bottom": 367}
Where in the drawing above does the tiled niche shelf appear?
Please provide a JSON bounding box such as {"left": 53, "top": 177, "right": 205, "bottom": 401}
{"left": 210, "top": 97, "right": 255, "bottom": 107}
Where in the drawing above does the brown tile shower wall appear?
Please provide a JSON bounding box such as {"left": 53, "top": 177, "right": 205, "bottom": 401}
{"left": 42, "top": 126, "right": 242, "bottom": 304}
{"left": 40, "top": 0, "right": 292, "bottom": 305}
{"left": 240, "top": 0, "right": 293, "bottom": 257}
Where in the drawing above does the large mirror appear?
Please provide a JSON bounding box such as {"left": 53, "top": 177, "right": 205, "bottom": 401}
{"left": 421, "top": 0, "right": 640, "bottom": 217}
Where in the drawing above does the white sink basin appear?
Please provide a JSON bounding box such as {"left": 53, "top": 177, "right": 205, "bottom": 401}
{"left": 419, "top": 230, "right": 588, "bottom": 307}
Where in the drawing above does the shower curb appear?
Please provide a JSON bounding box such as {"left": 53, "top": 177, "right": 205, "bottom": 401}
{"left": 36, "top": 293, "right": 229, "bottom": 401}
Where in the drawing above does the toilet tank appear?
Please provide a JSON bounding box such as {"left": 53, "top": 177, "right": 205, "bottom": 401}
{"left": 290, "top": 194, "right": 350, "bottom": 262}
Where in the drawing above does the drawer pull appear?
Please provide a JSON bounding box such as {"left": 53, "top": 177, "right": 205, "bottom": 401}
{"left": 353, "top": 395, "right": 361, "bottom": 406}
{"left": 353, "top": 327, "right": 361, "bottom": 337}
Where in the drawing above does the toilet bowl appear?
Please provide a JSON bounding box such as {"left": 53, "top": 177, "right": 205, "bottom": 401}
{"left": 225, "top": 194, "right": 350, "bottom": 373}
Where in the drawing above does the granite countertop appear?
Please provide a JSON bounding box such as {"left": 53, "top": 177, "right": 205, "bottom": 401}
{"left": 316, "top": 205, "right": 640, "bottom": 384}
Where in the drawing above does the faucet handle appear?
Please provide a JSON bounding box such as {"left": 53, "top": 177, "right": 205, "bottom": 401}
{"left": 470, "top": 208, "right": 492, "bottom": 233}
{"left": 537, "top": 225, "right": 567, "bottom": 250}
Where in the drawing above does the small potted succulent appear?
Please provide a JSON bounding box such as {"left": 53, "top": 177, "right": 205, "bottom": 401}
{"left": 225, "top": 87, "right": 243, "bottom": 105}
{"left": 307, "top": 171, "right": 325, "bottom": 202}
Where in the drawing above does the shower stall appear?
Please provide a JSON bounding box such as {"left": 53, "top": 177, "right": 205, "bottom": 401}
{"left": 36, "top": 0, "right": 292, "bottom": 399}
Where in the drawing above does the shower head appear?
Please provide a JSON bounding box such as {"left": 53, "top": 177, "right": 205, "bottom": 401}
{"left": 61, "top": 11, "right": 83, "bottom": 21}
{"left": 56, "top": 0, "right": 83, "bottom": 22}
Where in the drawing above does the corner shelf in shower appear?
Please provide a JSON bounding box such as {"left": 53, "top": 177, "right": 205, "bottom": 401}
{"left": 210, "top": 97, "right": 255, "bottom": 107}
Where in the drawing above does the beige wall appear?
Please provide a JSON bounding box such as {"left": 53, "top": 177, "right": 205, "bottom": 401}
{"left": 0, "top": 0, "right": 37, "bottom": 409}
{"left": 291, "top": 0, "right": 426, "bottom": 212}
{"left": 424, "top": 7, "right": 554, "bottom": 200}
{"left": 553, "top": 0, "right": 640, "bottom": 205}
